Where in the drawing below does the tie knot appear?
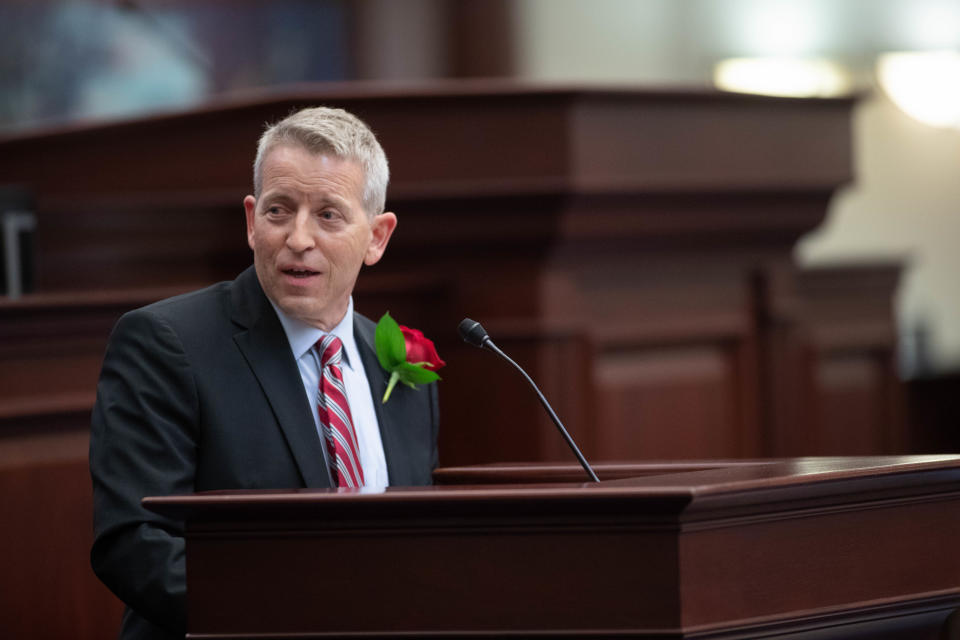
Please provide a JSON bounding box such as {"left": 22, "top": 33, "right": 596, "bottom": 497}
{"left": 317, "top": 334, "right": 344, "bottom": 368}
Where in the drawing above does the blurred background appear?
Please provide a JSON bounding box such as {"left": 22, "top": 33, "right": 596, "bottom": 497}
{"left": 2, "top": 0, "right": 959, "bottom": 376}
{"left": 1, "top": 1, "right": 959, "bottom": 637}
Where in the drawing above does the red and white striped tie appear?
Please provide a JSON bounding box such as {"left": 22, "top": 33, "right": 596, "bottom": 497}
{"left": 316, "top": 335, "right": 365, "bottom": 488}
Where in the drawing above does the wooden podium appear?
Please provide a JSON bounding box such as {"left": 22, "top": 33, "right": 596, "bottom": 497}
{"left": 144, "top": 456, "right": 960, "bottom": 639}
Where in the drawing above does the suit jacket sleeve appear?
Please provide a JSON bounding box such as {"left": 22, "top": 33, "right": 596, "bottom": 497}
{"left": 89, "top": 308, "right": 197, "bottom": 635}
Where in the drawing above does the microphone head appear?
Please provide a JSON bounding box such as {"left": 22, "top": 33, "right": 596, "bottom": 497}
{"left": 458, "top": 318, "right": 489, "bottom": 348}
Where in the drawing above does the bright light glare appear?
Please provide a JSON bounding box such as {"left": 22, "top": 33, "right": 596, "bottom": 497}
{"left": 713, "top": 57, "right": 852, "bottom": 98}
{"left": 877, "top": 51, "right": 960, "bottom": 129}
{"left": 891, "top": 0, "right": 960, "bottom": 51}
{"left": 714, "top": 0, "right": 831, "bottom": 57}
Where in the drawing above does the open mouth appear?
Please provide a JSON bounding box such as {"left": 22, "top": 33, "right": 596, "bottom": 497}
{"left": 282, "top": 268, "right": 319, "bottom": 279}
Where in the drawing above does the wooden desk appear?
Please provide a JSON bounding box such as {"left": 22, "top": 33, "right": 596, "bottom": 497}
{"left": 146, "top": 456, "right": 960, "bottom": 638}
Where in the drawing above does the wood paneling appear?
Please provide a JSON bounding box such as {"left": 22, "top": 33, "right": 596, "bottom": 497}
{"left": 787, "top": 263, "right": 904, "bottom": 455}
{"left": 0, "top": 289, "right": 198, "bottom": 639}
{"left": 0, "top": 287, "right": 195, "bottom": 422}
{"left": 0, "top": 84, "right": 909, "bottom": 637}
{"left": 0, "top": 431, "right": 124, "bottom": 639}
{"left": 146, "top": 457, "right": 960, "bottom": 638}
{"left": 595, "top": 344, "right": 741, "bottom": 459}
{"left": 0, "top": 84, "right": 905, "bottom": 463}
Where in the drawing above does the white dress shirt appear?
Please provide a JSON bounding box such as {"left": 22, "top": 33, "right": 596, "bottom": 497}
{"left": 269, "top": 297, "right": 389, "bottom": 490}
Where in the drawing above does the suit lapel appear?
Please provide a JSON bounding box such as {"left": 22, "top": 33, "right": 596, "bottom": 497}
{"left": 230, "top": 267, "right": 332, "bottom": 488}
{"left": 354, "top": 314, "right": 412, "bottom": 486}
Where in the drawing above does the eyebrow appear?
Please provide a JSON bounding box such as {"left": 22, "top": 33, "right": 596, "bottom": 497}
{"left": 260, "top": 190, "right": 351, "bottom": 210}
{"left": 260, "top": 190, "right": 297, "bottom": 206}
{"left": 312, "top": 194, "right": 350, "bottom": 210}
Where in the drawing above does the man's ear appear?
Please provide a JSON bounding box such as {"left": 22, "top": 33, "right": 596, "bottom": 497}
{"left": 365, "top": 212, "right": 398, "bottom": 266}
{"left": 243, "top": 195, "right": 257, "bottom": 250}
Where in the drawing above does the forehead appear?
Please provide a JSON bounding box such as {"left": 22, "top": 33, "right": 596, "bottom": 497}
{"left": 261, "top": 144, "right": 365, "bottom": 198}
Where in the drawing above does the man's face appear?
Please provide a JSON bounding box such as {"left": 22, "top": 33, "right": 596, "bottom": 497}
{"left": 244, "top": 144, "right": 396, "bottom": 330}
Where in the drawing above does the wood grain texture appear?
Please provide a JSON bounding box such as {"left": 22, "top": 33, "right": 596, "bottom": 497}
{"left": 145, "top": 457, "right": 960, "bottom": 639}
{"left": 0, "top": 84, "right": 909, "bottom": 639}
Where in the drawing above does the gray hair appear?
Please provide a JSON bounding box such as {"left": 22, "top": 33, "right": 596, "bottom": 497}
{"left": 253, "top": 107, "right": 389, "bottom": 217}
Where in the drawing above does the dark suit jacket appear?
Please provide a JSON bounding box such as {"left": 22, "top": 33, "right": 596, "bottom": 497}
{"left": 89, "top": 266, "right": 439, "bottom": 640}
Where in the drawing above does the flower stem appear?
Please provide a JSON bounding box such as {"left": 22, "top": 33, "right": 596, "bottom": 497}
{"left": 382, "top": 371, "right": 401, "bottom": 403}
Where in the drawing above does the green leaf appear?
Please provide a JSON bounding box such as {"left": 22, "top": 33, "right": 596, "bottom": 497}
{"left": 396, "top": 361, "right": 441, "bottom": 385}
{"left": 375, "top": 312, "right": 407, "bottom": 371}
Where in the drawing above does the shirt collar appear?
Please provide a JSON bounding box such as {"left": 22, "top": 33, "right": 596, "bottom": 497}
{"left": 269, "top": 297, "right": 358, "bottom": 370}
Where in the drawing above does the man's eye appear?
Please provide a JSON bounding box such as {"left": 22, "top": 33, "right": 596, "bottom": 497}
{"left": 320, "top": 210, "right": 336, "bottom": 220}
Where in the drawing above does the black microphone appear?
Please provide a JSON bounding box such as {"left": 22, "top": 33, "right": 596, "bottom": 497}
{"left": 457, "top": 318, "right": 490, "bottom": 348}
{"left": 458, "top": 318, "right": 600, "bottom": 483}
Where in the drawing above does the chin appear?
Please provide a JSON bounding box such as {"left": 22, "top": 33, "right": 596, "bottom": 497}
{"left": 278, "top": 296, "right": 317, "bottom": 317}
{"left": 280, "top": 297, "right": 342, "bottom": 329}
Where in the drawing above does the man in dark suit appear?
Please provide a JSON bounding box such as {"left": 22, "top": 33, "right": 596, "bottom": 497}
{"left": 89, "top": 107, "right": 439, "bottom": 640}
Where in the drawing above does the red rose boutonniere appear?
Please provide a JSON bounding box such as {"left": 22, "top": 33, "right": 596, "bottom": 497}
{"left": 375, "top": 312, "right": 446, "bottom": 403}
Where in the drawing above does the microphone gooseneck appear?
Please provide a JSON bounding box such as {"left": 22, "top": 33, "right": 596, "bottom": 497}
{"left": 458, "top": 318, "right": 600, "bottom": 483}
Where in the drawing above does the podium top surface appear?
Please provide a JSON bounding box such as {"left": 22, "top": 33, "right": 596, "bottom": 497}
{"left": 144, "top": 455, "right": 960, "bottom": 637}
{"left": 144, "top": 455, "right": 960, "bottom": 525}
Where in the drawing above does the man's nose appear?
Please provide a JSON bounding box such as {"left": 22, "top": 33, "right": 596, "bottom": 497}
{"left": 285, "top": 211, "right": 315, "bottom": 252}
